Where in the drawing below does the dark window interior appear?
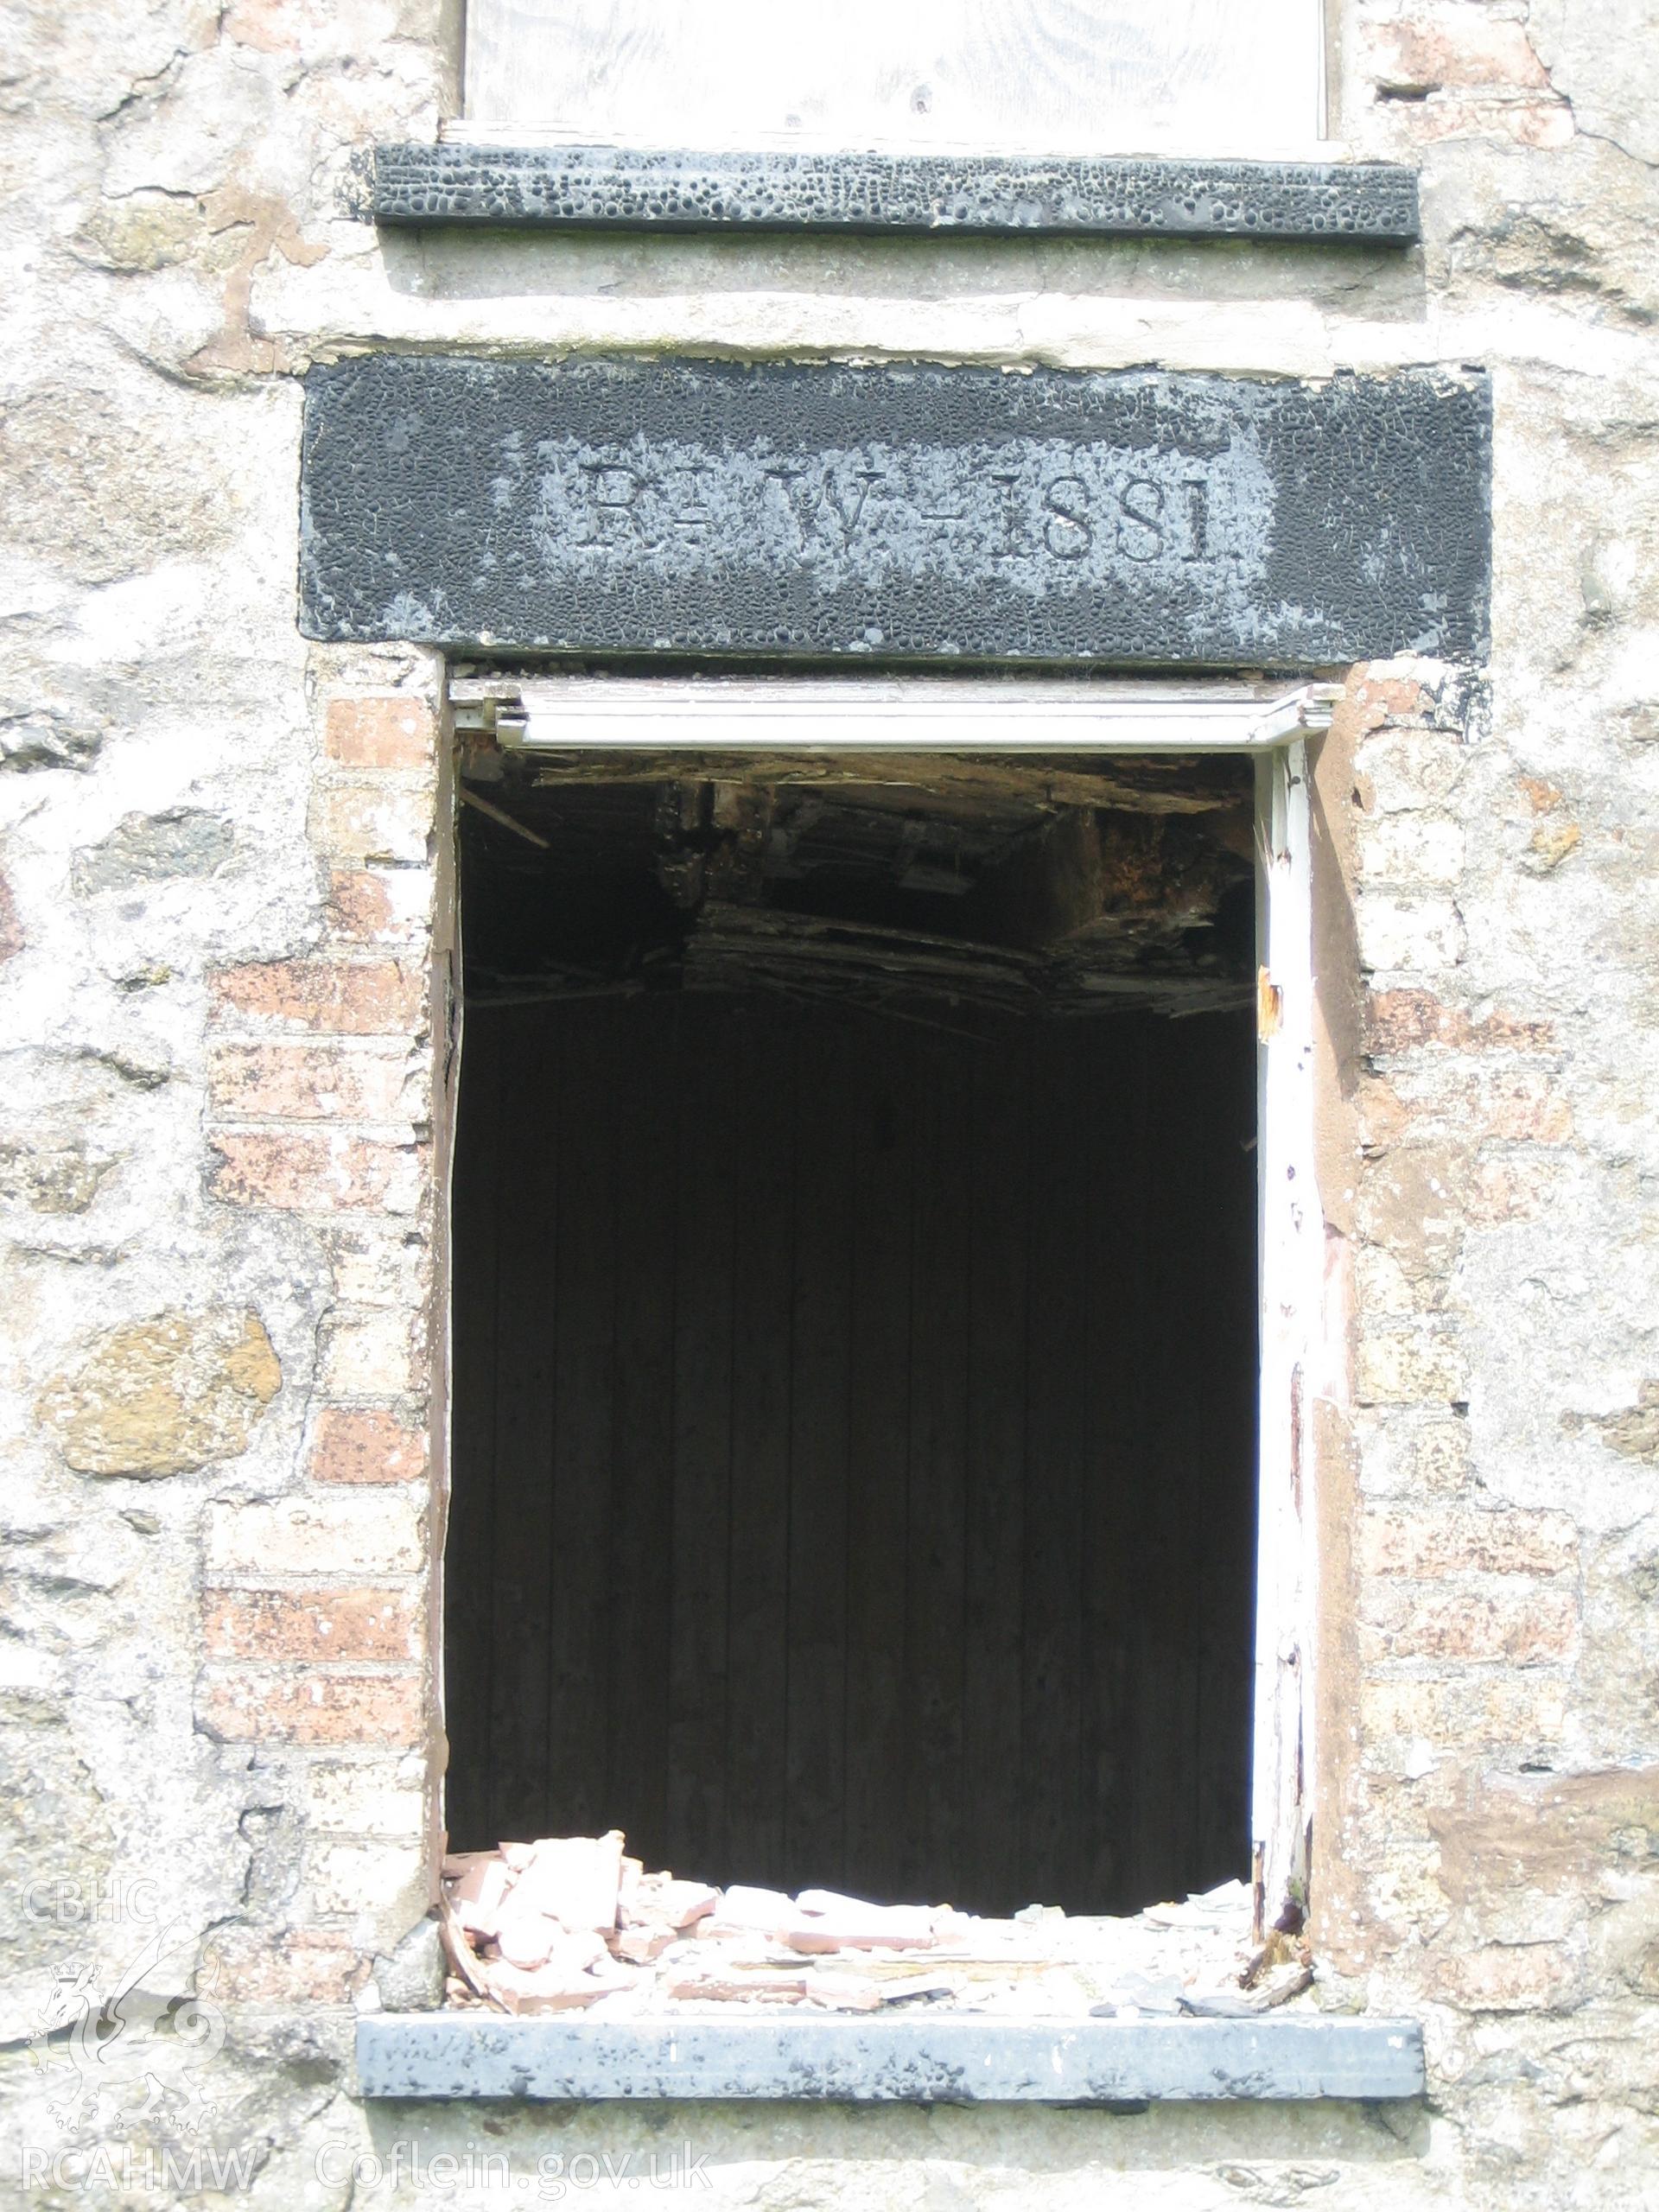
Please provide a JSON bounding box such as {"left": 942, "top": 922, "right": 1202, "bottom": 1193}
{"left": 446, "top": 739, "right": 1259, "bottom": 1916}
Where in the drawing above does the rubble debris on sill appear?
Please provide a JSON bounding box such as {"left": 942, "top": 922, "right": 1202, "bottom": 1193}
{"left": 437, "top": 1832, "right": 1315, "bottom": 2021}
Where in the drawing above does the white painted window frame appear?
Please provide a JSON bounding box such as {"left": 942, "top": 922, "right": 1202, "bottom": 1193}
{"left": 448, "top": 671, "right": 1331, "bottom": 1935}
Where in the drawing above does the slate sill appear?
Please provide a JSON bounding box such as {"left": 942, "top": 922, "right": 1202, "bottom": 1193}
{"left": 357, "top": 2015, "right": 1426, "bottom": 2105}
{"left": 370, "top": 144, "right": 1419, "bottom": 245}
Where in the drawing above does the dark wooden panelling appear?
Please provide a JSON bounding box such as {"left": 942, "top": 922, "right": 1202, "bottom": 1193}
{"left": 723, "top": 1013, "right": 795, "bottom": 1890}
{"left": 446, "top": 995, "right": 1256, "bottom": 1916}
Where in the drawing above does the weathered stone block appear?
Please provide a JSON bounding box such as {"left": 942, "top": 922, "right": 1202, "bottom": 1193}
{"left": 1357, "top": 1145, "right": 1467, "bottom": 1274}
{"left": 0, "top": 1135, "right": 115, "bottom": 1216}
{"left": 371, "top": 1915, "right": 445, "bottom": 2012}
{"left": 325, "top": 1221, "right": 434, "bottom": 1309}
{"left": 1563, "top": 1383, "right": 1659, "bottom": 1464}
{"left": 0, "top": 871, "right": 20, "bottom": 962}
{"left": 1355, "top": 815, "right": 1466, "bottom": 886}
{"left": 1399, "top": 1069, "right": 1574, "bottom": 1144}
{"left": 1355, "top": 729, "right": 1468, "bottom": 813}
{"left": 39, "top": 1310, "right": 280, "bottom": 1477}
{"left": 1481, "top": 1678, "right": 1570, "bottom": 1746}
{"left": 1406, "top": 92, "right": 1574, "bottom": 149}
{"left": 72, "top": 808, "right": 233, "bottom": 893}
{"left": 1357, "top": 894, "right": 1467, "bottom": 974}
{"left": 1360, "top": 1678, "right": 1447, "bottom": 1741}
{"left": 1531, "top": 0, "right": 1659, "bottom": 164}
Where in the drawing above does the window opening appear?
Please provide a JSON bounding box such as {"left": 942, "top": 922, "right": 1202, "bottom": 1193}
{"left": 439, "top": 676, "right": 1324, "bottom": 2020}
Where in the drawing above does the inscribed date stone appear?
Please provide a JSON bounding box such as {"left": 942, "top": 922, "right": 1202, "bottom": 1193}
{"left": 300, "top": 356, "right": 1490, "bottom": 667}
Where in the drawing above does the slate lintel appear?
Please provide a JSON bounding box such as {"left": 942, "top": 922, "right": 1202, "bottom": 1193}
{"left": 298, "top": 354, "right": 1491, "bottom": 668}
{"left": 371, "top": 143, "right": 1420, "bottom": 245}
{"left": 356, "top": 2015, "right": 1427, "bottom": 2104}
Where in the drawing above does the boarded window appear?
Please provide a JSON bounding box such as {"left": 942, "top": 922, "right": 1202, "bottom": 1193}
{"left": 461, "top": 0, "right": 1325, "bottom": 156}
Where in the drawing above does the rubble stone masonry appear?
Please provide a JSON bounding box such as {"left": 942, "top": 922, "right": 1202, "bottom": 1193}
{"left": 1, "top": 0, "right": 1657, "bottom": 2202}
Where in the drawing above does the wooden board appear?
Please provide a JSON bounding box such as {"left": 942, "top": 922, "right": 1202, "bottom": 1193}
{"left": 446, "top": 994, "right": 1255, "bottom": 1914}
{"left": 463, "top": 0, "right": 1324, "bottom": 156}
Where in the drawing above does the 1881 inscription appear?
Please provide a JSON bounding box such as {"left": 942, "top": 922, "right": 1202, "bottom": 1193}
{"left": 300, "top": 356, "right": 1490, "bottom": 664}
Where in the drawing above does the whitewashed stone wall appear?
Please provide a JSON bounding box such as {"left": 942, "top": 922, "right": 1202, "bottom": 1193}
{"left": 2, "top": 0, "right": 1657, "bottom": 2203}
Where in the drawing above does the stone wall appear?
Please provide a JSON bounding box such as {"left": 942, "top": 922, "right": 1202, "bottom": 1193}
{"left": 2, "top": 0, "right": 1656, "bottom": 2203}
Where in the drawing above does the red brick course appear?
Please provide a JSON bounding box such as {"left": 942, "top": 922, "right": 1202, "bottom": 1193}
{"left": 325, "top": 695, "right": 437, "bottom": 770}
{"left": 201, "top": 1586, "right": 420, "bottom": 1663}
{"left": 207, "top": 1039, "right": 412, "bottom": 1122}
{"left": 1429, "top": 1942, "right": 1575, "bottom": 2012}
{"left": 324, "top": 868, "right": 423, "bottom": 944}
{"left": 206, "top": 1925, "right": 370, "bottom": 2004}
{"left": 209, "top": 1129, "right": 420, "bottom": 1211}
{"left": 309, "top": 1405, "right": 428, "bottom": 1484}
{"left": 309, "top": 781, "right": 432, "bottom": 866}
{"left": 211, "top": 958, "right": 424, "bottom": 1035}
{"left": 1351, "top": 673, "right": 1434, "bottom": 729}
{"left": 1363, "top": 13, "right": 1548, "bottom": 95}
{"left": 1367, "top": 987, "right": 1555, "bottom": 1055}
{"left": 1359, "top": 1509, "right": 1579, "bottom": 1579}
{"left": 197, "top": 1667, "right": 424, "bottom": 1745}
{"left": 1365, "top": 1585, "right": 1580, "bottom": 1666}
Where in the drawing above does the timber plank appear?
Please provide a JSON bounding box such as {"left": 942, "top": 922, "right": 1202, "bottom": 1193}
{"left": 549, "top": 1003, "right": 618, "bottom": 1834}
{"left": 843, "top": 1021, "right": 917, "bottom": 1903}
{"left": 903, "top": 1031, "right": 971, "bottom": 1901}
{"left": 725, "top": 1003, "right": 797, "bottom": 1888}
{"left": 785, "top": 1017, "right": 855, "bottom": 1887}
{"left": 668, "top": 1001, "right": 737, "bottom": 1873}
{"left": 486, "top": 1007, "right": 558, "bottom": 1845}
{"left": 961, "top": 1022, "right": 1029, "bottom": 1914}
{"left": 605, "top": 1002, "right": 679, "bottom": 1869}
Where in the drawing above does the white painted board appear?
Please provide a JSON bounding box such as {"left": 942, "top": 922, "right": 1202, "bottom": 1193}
{"left": 461, "top": 0, "right": 1325, "bottom": 156}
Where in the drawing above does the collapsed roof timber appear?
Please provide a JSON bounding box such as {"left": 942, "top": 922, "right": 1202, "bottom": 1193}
{"left": 458, "top": 744, "right": 1257, "bottom": 1018}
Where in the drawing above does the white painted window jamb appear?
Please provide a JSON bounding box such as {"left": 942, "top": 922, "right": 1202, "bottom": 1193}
{"left": 1252, "top": 738, "right": 1319, "bottom": 1939}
